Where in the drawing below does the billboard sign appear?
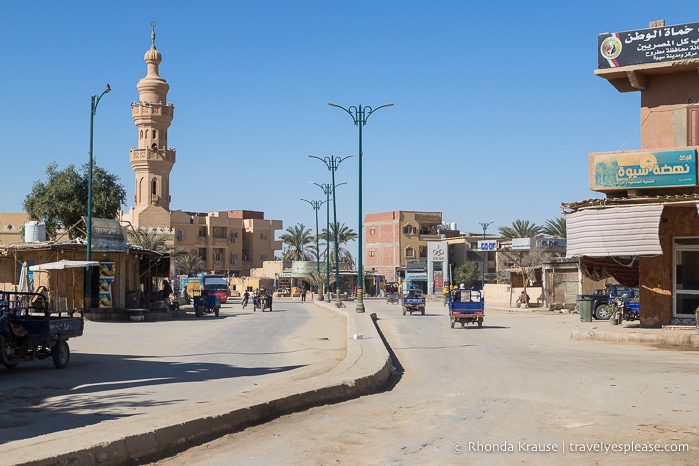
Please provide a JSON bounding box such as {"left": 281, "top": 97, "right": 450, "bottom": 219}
{"left": 598, "top": 22, "right": 699, "bottom": 69}
{"left": 478, "top": 240, "right": 497, "bottom": 251}
{"left": 591, "top": 149, "right": 696, "bottom": 191}
{"left": 512, "top": 238, "right": 531, "bottom": 250}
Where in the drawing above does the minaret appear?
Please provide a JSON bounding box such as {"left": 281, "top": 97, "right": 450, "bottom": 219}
{"left": 129, "top": 21, "right": 175, "bottom": 227}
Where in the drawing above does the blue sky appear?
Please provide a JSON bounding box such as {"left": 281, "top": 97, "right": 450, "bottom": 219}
{"left": 1, "top": 2, "right": 694, "bottom": 250}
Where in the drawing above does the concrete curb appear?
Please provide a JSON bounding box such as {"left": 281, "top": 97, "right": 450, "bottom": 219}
{"left": 0, "top": 303, "right": 392, "bottom": 466}
{"left": 571, "top": 328, "right": 699, "bottom": 348}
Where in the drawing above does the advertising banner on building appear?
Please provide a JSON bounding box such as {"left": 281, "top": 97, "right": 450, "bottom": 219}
{"left": 99, "top": 262, "right": 115, "bottom": 308}
{"left": 591, "top": 149, "right": 696, "bottom": 191}
{"left": 598, "top": 22, "right": 699, "bottom": 69}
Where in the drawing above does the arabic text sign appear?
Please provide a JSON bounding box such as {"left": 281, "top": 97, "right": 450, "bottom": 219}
{"left": 598, "top": 22, "right": 699, "bottom": 69}
{"left": 591, "top": 149, "right": 696, "bottom": 191}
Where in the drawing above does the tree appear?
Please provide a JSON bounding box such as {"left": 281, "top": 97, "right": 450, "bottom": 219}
{"left": 127, "top": 228, "right": 193, "bottom": 275}
{"left": 498, "top": 219, "right": 543, "bottom": 239}
{"left": 176, "top": 252, "right": 204, "bottom": 277}
{"left": 542, "top": 217, "right": 566, "bottom": 238}
{"left": 319, "top": 222, "right": 358, "bottom": 269}
{"left": 452, "top": 262, "right": 480, "bottom": 289}
{"left": 279, "top": 223, "right": 315, "bottom": 261}
{"left": 23, "top": 161, "right": 126, "bottom": 240}
{"left": 306, "top": 270, "right": 327, "bottom": 301}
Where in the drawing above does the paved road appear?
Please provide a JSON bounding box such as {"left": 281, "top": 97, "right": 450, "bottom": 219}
{"left": 152, "top": 300, "right": 699, "bottom": 466}
{"left": 0, "top": 299, "right": 345, "bottom": 445}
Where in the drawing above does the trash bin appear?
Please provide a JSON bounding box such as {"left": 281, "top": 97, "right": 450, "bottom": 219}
{"left": 578, "top": 298, "right": 592, "bottom": 322}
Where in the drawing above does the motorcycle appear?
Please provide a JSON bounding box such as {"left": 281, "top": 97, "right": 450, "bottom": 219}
{"left": 610, "top": 297, "right": 640, "bottom": 321}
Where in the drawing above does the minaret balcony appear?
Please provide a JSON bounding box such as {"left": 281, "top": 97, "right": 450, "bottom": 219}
{"left": 130, "top": 147, "right": 176, "bottom": 164}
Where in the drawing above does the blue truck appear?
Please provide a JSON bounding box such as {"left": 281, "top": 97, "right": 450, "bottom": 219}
{"left": 576, "top": 284, "right": 640, "bottom": 320}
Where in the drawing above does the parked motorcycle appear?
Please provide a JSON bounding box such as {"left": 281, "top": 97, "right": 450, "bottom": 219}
{"left": 610, "top": 297, "right": 640, "bottom": 321}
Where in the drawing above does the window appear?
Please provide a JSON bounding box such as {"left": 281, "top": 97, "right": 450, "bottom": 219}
{"left": 369, "top": 250, "right": 375, "bottom": 257}
{"left": 213, "top": 252, "right": 222, "bottom": 261}
{"left": 176, "top": 230, "right": 185, "bottom": 241}
{"left": 370, "top": 228, "right": 376, "bottom": 235}
{"left": 230, "top": 232, "right": 238, "bottom": 242}
{"left": 230, "top": 253, "right": 238, "bottom": 264}
{"left": 419, "top": 246, "right": 427, "bottom": 258}
{"left": 198, "top": 228, "right": 206, "bottom": 237}
{"left": 405, "top": 247, "right": 415, "bottom": 258}
{"left": 260, "top": 233, "right": 268, "bottom": 240}
{"left": 260, "top": 254, "right": 268, "bottom": 261}
{"left": 404, "top": 224, "right": 414, "bottom": 235}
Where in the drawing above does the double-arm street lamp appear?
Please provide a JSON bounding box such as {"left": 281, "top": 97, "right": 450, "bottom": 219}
{"left": 309, "top": 155, "right": 354, "bottom": 307}
{"left": 86, "top": 83, "right": 111, "bottom": 310}
{"left": 301, "top": 198, "right": 327, "bottom": 275}
{"left": 328, "top": 102, "right": 393, "bottom": 313}
{"left": 479, "top": 221, "right": 494, "bottom": 290}
{"left": 312, "top": 181, "right": 347, "bottom": 303}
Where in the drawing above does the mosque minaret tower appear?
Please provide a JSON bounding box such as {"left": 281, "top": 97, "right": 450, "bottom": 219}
{"left": 126, "top": 21, "right": 175, "bottom": 228}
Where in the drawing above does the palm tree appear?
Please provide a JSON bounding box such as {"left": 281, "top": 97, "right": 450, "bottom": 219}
{"left": 279, "top": 223, "right": 315, "bottom": 261}
{"left": 127, "top": 228, "right": 172, "bottom": 251}
{"left": 542, "top": 217, "right": 566, "bottom": 238}
{"left": 498, "top": 219, "right": 543, "bottom": 239}
{"left": 128, "top": 227, "right": 192, "bottom": 275}
{"left": 176, "top": 251, "right": 204, "bottom": 276}
{"left": 319, "top": 222, "right": 358, "bottom": 268}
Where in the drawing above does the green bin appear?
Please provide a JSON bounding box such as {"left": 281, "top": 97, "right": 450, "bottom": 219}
{"left": 578, "top": 298, "right": 592, "bottom": 322}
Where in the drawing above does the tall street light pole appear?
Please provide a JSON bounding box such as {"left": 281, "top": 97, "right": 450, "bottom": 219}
{"left": 329, "top": 102, "right": 393, "bottom": 313}
{"left": 301, "top": 198, "right": 327, "bottom": 275}
{"left": 312, "top": 181, "right": 346, "bottom": 303}
{"left": 86, "top": 83, "right": 111, "bottom": 310}
{"left": 309, "top": 155, "right": 354, "bottom": 307}
{"left": 479, "top": 221, "right": 494, "bottom": 290}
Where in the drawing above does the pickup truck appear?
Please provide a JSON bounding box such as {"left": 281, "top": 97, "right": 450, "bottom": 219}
{"left": 576, "top": 284, "right": 639, "bottom": 320}
{"left": 401, "top": 290, "right": 426, "bottom": 315}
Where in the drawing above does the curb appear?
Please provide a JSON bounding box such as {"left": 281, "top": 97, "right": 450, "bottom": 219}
{"left": 570, "top": 329, "right": 699, "bottom": 348}
{"left": 0, "top": 303, "right": 392, "bottom": 466}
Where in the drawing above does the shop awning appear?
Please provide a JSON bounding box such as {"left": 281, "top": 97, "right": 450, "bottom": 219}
{"left": 565, "top": 204, "right": 664, "bottom": 258}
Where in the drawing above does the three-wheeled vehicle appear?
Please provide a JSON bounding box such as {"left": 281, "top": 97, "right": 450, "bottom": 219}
{"left": 386, "top": 282, "right": 400, "bottom": 304}
{"left": 192, "top": 289, "right": 220, "bottom": 317}
{"left": 0, "top": 291, "right": 84, "bottom": 369}
{"left": 401, "top": 289, "right": 426, "bottom": 315}
{"left": 448, "top": 287, "right": 484, "bottom": 328}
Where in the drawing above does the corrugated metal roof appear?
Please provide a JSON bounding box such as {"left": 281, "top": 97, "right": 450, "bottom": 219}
{"left": 565, "top": 205, "right": 664, "bottom": 257}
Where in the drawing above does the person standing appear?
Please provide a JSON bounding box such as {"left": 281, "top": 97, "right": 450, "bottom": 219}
{"left": 301, "top": 288, "right": 307, "bottom": 303}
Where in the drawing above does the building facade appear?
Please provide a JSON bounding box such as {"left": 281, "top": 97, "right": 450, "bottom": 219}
{"left": 364, "top": 211, "right": 458, "bottom": 286}
{"left": 565, "top": 18, "right": 699, "bottom": 326}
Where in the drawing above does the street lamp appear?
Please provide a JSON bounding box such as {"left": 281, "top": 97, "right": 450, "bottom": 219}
{"left": 312, "top": 181, "right": 347, "bottom": 303}
{"left": 309, "top": 155, "right": 354, "bottom": 307}
{"left": 329, "top": 102, "right": 393, "bottom": 313}
{"left": 301, "top": 198, "right": 327, "bottom": 275}
{"left": 479, "top": 221, "right": 494, "bottom": 290}
{"left": 86, "top": 83, "right": 111, "bottom": 310}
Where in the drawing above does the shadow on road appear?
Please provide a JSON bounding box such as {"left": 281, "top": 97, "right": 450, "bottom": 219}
{"left": 0, "top": 354, "right": 304, "bottom": 444}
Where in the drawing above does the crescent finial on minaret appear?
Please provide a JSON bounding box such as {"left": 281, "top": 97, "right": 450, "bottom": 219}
{"left": 151, "top": 20, "right": 157, "bottom": 50}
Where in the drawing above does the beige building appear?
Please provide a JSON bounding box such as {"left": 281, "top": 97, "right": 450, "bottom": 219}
{"left": 0, "top": 213, "right": 30, "bottom": 245}
{"left": 171, "top": 210, "right": 281, "bottom": 277}
{"left": 120, "top": 23, "right": 282, "bottom": 270}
